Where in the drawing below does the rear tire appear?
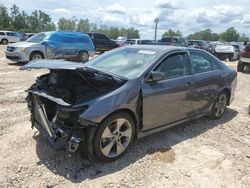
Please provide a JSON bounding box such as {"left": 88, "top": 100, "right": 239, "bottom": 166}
{"left": 210, "top": 92, "right": 228, "bottom": 119}
{"left": 93, "top": 112, "right": 136, "bottom": 162}
{"left": 237, "top": 61, "right": 245, "bottom": 72}
{"left": 1, "top": 39, "right": 8, "bottom": 45}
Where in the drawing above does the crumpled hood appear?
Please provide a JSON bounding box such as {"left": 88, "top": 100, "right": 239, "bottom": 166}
{"left": 20, "top": 59, "right": 86, "bottom": 70}
{"left": 8, "top": 42, "right": 40, "bottom": 48}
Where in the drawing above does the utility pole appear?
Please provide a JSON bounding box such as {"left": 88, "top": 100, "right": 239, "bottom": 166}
{"left": 154, "top": 18, "right": 159, "bottom": 42}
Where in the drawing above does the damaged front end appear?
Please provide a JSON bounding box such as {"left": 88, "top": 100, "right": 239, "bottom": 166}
{"left": 27, "top": 93, "right": 87, "bottom": 153}
{"left": 24, "top": 61, "right": 125, "bottom": 154}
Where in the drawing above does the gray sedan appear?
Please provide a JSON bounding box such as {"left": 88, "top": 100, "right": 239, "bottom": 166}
{"left": 22, "top": 45, "right": 237, "bottom": 161}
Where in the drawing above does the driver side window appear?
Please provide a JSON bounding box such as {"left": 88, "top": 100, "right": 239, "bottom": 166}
{"left": 154, "top": 52, "right": 189, "bottom": 80}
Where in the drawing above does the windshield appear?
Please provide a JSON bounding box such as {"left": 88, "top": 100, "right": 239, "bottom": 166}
{"left": 26, "top": 33, "right": 47, "bottom": 43}
{"left": 87, "top": 48, "right": 160, "bottom": 79}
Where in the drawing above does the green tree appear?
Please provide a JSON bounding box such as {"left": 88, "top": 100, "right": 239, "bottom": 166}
{"left": 0, "top": 4, "right": 10, "bottom": 30}
{"left": 10, "top": 4, "right": 23, "bottom": 31}
{"left": 58, "top": 17, "right": 76, "bottom": 31}
{"left": 90, "top": 23, "right": 97, "bottom": 32}
{"left": 127, "top": 27, "right": 140, "bottom": 38}
{"left": 237, "top": 33, "right": 249, "bottom": 42}
{"left": 219, "top": 27, "right": 240, "bottom": 42}
{"left": 162, "top": 29, "right": 182, "bottom": 37}
{"left": 77, "top": 19, "right": 90, "bottom": 32}
{"left": 187, "top": 29, "right": 219, "bottom": 41}
{"left": 109, "top": 27, "right": 120, "bottom": 39}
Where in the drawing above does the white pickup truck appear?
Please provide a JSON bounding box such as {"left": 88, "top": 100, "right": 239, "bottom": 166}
{"left": 0, "top": 31, "right": 21, "bottom": 45}
{"left": 215, "top": 44, "right": 240, "bottom": 61}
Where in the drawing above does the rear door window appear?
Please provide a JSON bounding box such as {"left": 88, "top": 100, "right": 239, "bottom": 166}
{"left": 6, "top": 32, "right": 14, "bottom": 36}
{"left": 189, "top": 51, "right": 217, "bottom": 74}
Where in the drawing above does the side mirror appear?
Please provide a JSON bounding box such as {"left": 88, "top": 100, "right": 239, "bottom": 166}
{"left": 146, "top": 71, "right": 165, "bottom": 82}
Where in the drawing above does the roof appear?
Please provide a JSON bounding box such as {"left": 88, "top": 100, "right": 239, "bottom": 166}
{"left": 188, "top": 40, "right": 206, "bottom": 41}
{"left": 0, "top": 30, "right": 14, "bottom": 32}
{"left": 122, "top": 44, "right": 187, "bottom": 53}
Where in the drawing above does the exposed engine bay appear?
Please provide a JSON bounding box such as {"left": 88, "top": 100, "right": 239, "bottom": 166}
{"left": 26, "top": 68, "right": 125, "bottom": 153}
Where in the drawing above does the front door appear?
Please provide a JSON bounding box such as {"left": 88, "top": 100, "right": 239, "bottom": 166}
{"left": 142, "top": 52, "right": 193, "bottom": 131}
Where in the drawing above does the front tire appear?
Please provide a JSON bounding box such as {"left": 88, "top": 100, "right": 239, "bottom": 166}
{"left": 29, "top": 52, "right": 44, "bottom": 61}
{"left": 93, "top": 113, "right": 136, "bottom": 162}
{"left": 210, "top": 92, "right": 228, "bottom": 119}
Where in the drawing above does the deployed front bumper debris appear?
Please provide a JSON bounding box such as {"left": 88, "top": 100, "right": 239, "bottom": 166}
{"left": 29, "top": 94, "right": 85, "bottom": 153}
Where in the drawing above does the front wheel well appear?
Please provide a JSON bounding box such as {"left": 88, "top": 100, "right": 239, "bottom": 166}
{"left": 101, "top": 109, "right": 139, "bottom": 133}
{"left": 29, "top": 51, "right": 45, "bottom": 60}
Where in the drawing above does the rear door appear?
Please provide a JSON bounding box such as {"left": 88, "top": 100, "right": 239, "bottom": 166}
{"left": 188, "top": 50, "right": 224, "bottom": 114}
{"left": 142, "top": 51, "right": 194, "bottom": 131}
{"left": 46, "top": 33, "right": 79, "bottom": 59}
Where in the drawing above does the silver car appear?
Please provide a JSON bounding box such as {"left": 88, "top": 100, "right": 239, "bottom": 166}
{"left": 5, "top": 31, "right": 95, "bottom": 63}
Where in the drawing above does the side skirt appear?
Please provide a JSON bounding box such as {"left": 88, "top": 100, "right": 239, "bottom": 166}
{"left": 137, "top": 112, "right": 206, "bottom": 139}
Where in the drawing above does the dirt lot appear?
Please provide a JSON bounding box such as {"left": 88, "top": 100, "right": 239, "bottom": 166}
{"left": 0, "top": 45, "right": 249, "bottom": 188}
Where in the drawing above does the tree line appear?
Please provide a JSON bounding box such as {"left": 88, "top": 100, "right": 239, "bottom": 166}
{"left": 162, "top": 28, "right": 249, "bottom": 42}
{"left": 0, "top": 4, "right": 140, "bottom": 39}
{"left": 1, "top": 4, "right": 249, "bottom": 41}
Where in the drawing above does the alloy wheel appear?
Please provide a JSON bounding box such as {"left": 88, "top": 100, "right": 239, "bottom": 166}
{"left": 100, "top": 118, "right": 132, "bottom": 158}
{"left": 32, "top": 54, "right": 42, "bottom": 60}
{"left": 80, "top": 52, "right": 89, "bottom": 62}
{"left": 214, "top": 93, "right": 227, "bottom": 117}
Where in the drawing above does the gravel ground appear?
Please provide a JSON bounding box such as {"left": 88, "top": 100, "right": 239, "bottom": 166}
{"left": 0, "top": 45, "right": 249, "bottom": 188}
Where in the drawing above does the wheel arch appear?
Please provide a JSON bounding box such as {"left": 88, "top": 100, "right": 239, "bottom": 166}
{"left": 100, "top": 108, "right": 139, "bottom": 134}
{"left": 29, "top": 50, "right": 45, "bottom": 60}
{"left": 1, "top": 38, "right": 8, "bottom": 42}
{"left": 221, "top": 88, "right": 231, "bottom": 105}
{"left": 1, "top": 38, "right": 8, "bottom": 44}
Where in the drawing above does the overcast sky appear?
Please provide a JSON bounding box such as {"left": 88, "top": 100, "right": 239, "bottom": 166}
{"left": 2, "top": 0, "right": 250, "bottom": 39}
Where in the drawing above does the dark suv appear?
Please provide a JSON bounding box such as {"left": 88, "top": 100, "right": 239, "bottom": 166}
{"left": 87, "top": 32, "right": 117, "bottom": 53}
{"left": 158, "top": 36, "right": 188, "bottom": 47}
{"left": 237, "top": 44, "right": 250, "bottom": 72}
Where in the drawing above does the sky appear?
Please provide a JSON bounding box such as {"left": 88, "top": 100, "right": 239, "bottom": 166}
{"left": 2, "top": 0, "right": 250, "bottom": 39}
